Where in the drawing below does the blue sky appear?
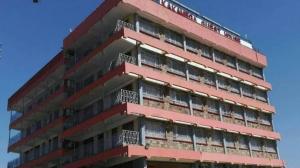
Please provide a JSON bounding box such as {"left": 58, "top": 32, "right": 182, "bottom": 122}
{"left": 0, "top": 0, "right": 299, "bottom": 167}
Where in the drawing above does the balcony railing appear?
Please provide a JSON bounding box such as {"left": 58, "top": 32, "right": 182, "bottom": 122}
{"left": 114, "top": 89, "right": 139, "bottom": 105}
{"left": 9, "top": 133, "right": 21, "bottom": 146}
{"left": 7, "top": 157, "right": 20, "bottom": 168}
{"left": 117, "top": 130, "right": 139, "bottom": 146}
{"left": 10, "top": 112, "right": 22, "bottom": 123}
{"left": 114, "top": 19, "right": 135, "bottom": 33}
{"left": 109, "top": 53, "right": 136, "bottom": 71}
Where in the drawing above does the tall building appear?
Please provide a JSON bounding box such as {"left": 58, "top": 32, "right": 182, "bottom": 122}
{"left": 7, "top": 0, "right": 284, "bottom": 168}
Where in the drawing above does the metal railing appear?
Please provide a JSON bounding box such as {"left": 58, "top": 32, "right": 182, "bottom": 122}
{"left": 9, "top": 133, "right": 21, "bottom": 146}
{"left": 10, "top": 112, "right": 22, "bottom": 123}
{"left": 116, "top": 53, "right": 136, "bottom": 66}
{"left": 114, "top": 89, "right": 139, "bottom": 105}
{"left": 114, "top": 19, "right": 135, "bottom": 32}
{"left": 117, "top": 130, "right": 139, "bottom": 146}
{"left": 7, "top": 157, "right": 20, "bottom": 168}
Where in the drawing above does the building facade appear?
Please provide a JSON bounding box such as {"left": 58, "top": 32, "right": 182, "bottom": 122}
{"left": 7, "top": 0, "right": 284, "bottom": 168}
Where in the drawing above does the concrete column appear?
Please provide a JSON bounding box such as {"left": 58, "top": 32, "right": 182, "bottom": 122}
{"left": 192, "top": 127, "right": 197, "bottom": 151}
{"left": 235, "top": 58, "right": 239, "bottom": 71}
{"left": 222, "top": 132, "right": 227, "bottom": 154}
{"left": 135, "top": 14, "right": 140, "bottom": 33}
{"left": 186, "top": 63, "right": 190, "bottom": 81}
{"left": 138, "top": 79, "right": 143, "bottom": 105}
{"left": 218, "top": 102, "right": 223, "bottom": 122}
{"left": 243, "top": 108, "right": 248, "bottom": 127}
{"left": 215, "top": 75, "right": 219, "bottom": 90}
{"left": 133, "top": 157, "right": 147, "bottom": 168}
{"left": 139, "top": 118, "right": 146, "bottom": 146}
{"left": 248, "top": 137, "right": 253, "bottom": 157}
{"left": 137, "top": 46, "right": 142, "bottom": 67}
{"left": 188, "top": 93, "right": 193, "bottom": 116}
{"left": 183, "top": 35, "right": 187, "bottom": 52}
{"left": 211, "top": 48, "right": 216, "bottom": 62}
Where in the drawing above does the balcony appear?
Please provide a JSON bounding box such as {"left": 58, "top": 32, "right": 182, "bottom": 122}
{"left": 64, "top": 89, "right": 139, "bottom": 132}
{"left": 114, "top": 19, "right": 135, "bottom": 33}
{"left": 10, "top": 112, "right": 22, "bottom": 123}
{"left": 8, "top": 133, "right": 21, "bottom": 147}
{"left": 63, "top": 130, "right": 139, "bottom": 166}
{"left": 7, "top": 157, "right": 20, "bottom": 168}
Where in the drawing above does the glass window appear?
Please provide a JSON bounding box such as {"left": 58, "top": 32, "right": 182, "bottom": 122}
{"left": 143, "top": 82, "right": 163, "bottom": 100}
{"left": 211, "top": 131, "right": 223, "bottom": 146}
{"left": 145, "top": 120, "right": 166, "bottom": 138}
{"left": 260, "top": 113, "right": 272, "bottom": 125}
{"left": 250, "top": 138, "right": 263, "bottom": 151}
{"left": 246, "top": 109, "right": 257, "bottom": 122}
{"left": 204, "top": 71, "right": 216, "bottom": 86}
{"left": 256, "top": 89, "right": 268, "bottom": 102}
{"left": 242, "top": 84, "right": 254, "bottom": 98}
{"left": 232, "top": 106, "right": 244, "bottom": 119}
{"left": 214, "top": 50, "right": 225, "bottom": 64}
{"left": 195, "top": 128, "right": 207, "bottom": 144}
{"left": 188, "top": 66, "right": 201, "bottom": 81}
{"left": 141, "top": 48, "right": 162, "bottom": 68}
{"left": 265, "top": 140, "right": 277, "bottom": 153}
{"left": 170, "top": 89, "right": 188, "bottom": 106}
{"left": 207, "top": 99, "right": 219, "bottom": 113}
{"left": 167, "top": 59, "right": 186, "bottom": 76}
{"left": 239, "top": 136, "right": 249, "bottom": 149}
{"left": 218, "top": 76, "right": 228, "bottom": 90}
{"left": 200, "top": 44, "right": 212, "bottom": 59}
{"left": 140, "top": 18, "right": 160, "bottom": 38}
{"left": 229, "top": 80, "right": 240, "bottom": 94}
{"left": 220, "top": 103, "right": 232, "bottom": 116}
{"left": 226, "top": 55, "right": 237, "bottom": 68}
{"left": 192, "top": 96, "right": 205, "bottom": 110}
{"left": 238, "top": 60, "right": 251, "bottom": 74}
{"left": 165, "top": 29, "right": 183, "bottom": 47}
{"left": 225, "top": 133, "right": 236, "bottom": 148}
{"left": 173, "top": 125, "right": 192, "bottom": 142}
{"left": 186, "top": 38, "right": 199, "bottom": 53}
{"left": 252, "top": 66, "right": 263, "bottom": 78}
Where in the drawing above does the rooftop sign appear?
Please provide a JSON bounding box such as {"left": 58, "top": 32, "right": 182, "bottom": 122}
{"left": 156, "top": 0, "right": 253, "bottom": 49}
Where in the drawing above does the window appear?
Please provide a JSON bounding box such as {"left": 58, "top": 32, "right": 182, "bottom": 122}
{"left": 143, "top": 82, "right": 163, "bottom": 100}
{"left": 173, "top": 125, "right": 192, "bottom": 142}
{"left": 170, "top": 89, "right": 188, "bottom": 106}
{"left": 165, "top": 29, "right": 183, "bottom": 47}
{"left": 241, "top": 84, "right": 254, "bottom": 98}
{"left": 246, "top": 109, "right": 257, "bottom": 122}
{"left": 229, "top": 80, "right": 240, "bottom": 94}
{"left": 226, "top": 55, "right": 237, "bottom": 68}
{"left": 260, "top": 113, "right": 272, "bottom": 125}
{"left": 218, "top": 76, "right": 228, "bottom": 90}
{"left": 141, "top": 49, "right": 162, "bottom": 68}
{"left": 256, "top": 89, "right": 268, "bottom": 102}
{"left": 214, "top": 50, "right": 225, "bottom": 64}
{"left": 238, "top": 60, "right": 251, "bottom": 74}
{"left": 200, "top": 44, "right": 211, "bottom": 59}
{"left": 250, "top": 138, "right": 263, "bottom": 151}
{"left": 140, "top": 18, "right": 160, "bottom": 38}
{"left": 252, "top": 66, "right": 263, "bottom": 78}
{"left": 225, "top": 133, "right": 236, "bottom": 148}
{"left": 188, "top": 66, "right": 201, "bottom": 81}
{"left": 83, "top": 137, "right": 94, "bottom": 156}
{"left": 145, "top": 120, "right": 166, "bottom": 138}
{"left": 220, "top": 103, "right": 232, "bottom": 116}
{"left": 206, "top": 99, "right": 219, "bottom": 113}
{"left": 239, "top": 136, "right": 249, "bottom": 149}
{"left": 204, "top": 71, "right": 216, "bottom": 86}
{"left": 265, "top": 140, "right": 277, "bottom": 153}
{"left": 232, "top": 106, "right": 244, "bottom": 120}
{"left": 112, "top": 128, "right": 119, "bottom": 148}
{"left": 97, "top": 134, "right": 104, "bottom": 152}
{"left": 195, "top": 128, "right": 207, "bottom": 144}
{"left": 211, "top": 131, "right": 223, "bottom": 146}
{"left": 186, "top": 38, "right": 199, "bottom": 53}
{"left": 192, "top": 96, "right": 205, "bottom": 110}
{"left": 167, "top": 59, "right": 186, "bottom": 76}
